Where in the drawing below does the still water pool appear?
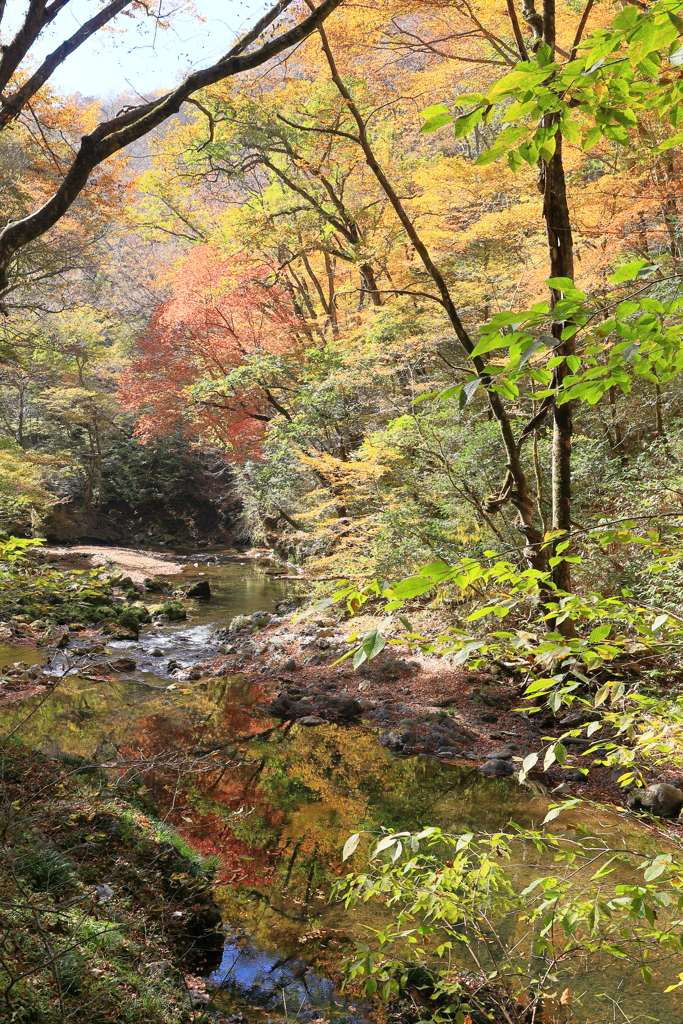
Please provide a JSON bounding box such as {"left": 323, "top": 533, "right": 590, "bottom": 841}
{"left": 1, "top": 552, "right": 682, "bottom": 1023}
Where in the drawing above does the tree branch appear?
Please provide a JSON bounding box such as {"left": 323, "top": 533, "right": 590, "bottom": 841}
{"left": 0, "top": 0, "right": 131, "bottom": 127}
{"left": 0, "top": 0, "right": 345, "bottom": 298}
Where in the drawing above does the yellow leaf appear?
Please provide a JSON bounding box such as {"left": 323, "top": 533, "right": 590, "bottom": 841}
{"left": 560, "top": 988, "right": 572, "bottom": 1006}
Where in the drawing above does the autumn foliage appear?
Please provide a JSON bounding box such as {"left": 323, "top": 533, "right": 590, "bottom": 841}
{"left": 118, "top": 246, "right": 305, "bottom": 460}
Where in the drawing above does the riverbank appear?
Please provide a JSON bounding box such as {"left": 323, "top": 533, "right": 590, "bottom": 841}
{"left": 0, "top": 745, "right": 223, "bottom": 1023}
{"left": 38, "top": 544, "right": 186, "bottom": 583}
{"left": 186, "top": 605, "right": 683, "bottom": 828}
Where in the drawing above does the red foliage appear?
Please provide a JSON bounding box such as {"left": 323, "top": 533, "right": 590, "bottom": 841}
{"left": 118, "top": 245, "right": 303, "bottom": 460}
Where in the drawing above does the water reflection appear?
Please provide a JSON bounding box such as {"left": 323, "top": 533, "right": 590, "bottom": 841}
{"left": 210, "top": 936, "right": 367, "bottom": 1023}
{"left": 3, "top": 557, "right": 683, "bottom": 1022}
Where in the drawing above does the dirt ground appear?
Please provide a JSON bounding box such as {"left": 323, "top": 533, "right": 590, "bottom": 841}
{"left": 40, "top": 545, "right": 185, "bottom": 583}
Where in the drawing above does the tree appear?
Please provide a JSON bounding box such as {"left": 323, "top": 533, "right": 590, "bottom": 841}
{"left": 0, "top": 0, "right": 345, "bottom": 303}
{"left": 118, "top": 245, "right": 308, "bottom": 459}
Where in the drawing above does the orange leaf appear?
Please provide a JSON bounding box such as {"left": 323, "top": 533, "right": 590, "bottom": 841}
{"left": 560, "top": 987, "right": 572, "bottom": 1006}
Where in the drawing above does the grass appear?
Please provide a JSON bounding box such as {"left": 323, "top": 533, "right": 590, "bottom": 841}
{"left": 0, "top": 745, "right": 223, "bottom": 1023}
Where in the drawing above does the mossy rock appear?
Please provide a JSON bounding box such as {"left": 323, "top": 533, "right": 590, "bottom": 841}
{"left": 127, "top": 601, "right": 152, "bottom": 623}
{"left": 116, "top": 610, "right": 140, "bottom": 635}
{"left": 157, "top": 601, "right": 186, "bottom": 621}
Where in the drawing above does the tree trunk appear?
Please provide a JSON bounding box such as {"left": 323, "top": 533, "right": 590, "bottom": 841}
{"left": 360, "top": 262, "right": 383, "bottom": 306}
{"left": 542, "top": 0, "right": 575, "bottom": 596}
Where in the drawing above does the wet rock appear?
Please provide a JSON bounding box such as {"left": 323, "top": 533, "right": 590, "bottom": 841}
{"left": 479, "top": 759, "right": 515, "bottom": 777}
{"left": 186, "top": 580, "right": 212, "bottom": 599}
{"left": 627, "top": 783, "right": 683, "bottom": 818}
{"left": 563, "top": 768, "right": 586, "bottom": 782}
{"left": 110, "top": 656, "right": 137, "bottom": 672}
{"left": 376, "top": 658, "right": 411, "bottom": 681}
{"left": 487, "top": 746, "right": 516, "bottom": 761}
{"left": 478, "top": 712, "right": 498, "bottom": 723}
{"left": 270, "top": 695, "right": 294, "bottom": 714}
{"left": 481, "top": 693, "right": 511, "bottom": 710}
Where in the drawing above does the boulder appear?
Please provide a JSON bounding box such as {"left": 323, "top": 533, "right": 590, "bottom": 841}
{"left": 479, "top": 759, "right": 515, "bottom": 777}
{"left": 627, "top": 783, "right": 683, "bottom": 818}
{"left": 186, "top": 580, "right": 212, "bottom": 599}
{"left": 158, "top": 601, "right": 186, "bottom": 621}
{"left": 487, "top": 746, "right": 516, "bottom": 761}
{"left": 325, "top": 696, "right": 362, "bottom": 716}
{"left": 299, "top": 716, "right": 325, "bottom": 726}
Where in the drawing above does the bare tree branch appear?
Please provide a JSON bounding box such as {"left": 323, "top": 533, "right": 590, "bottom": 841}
{"left": 0, "top": 0, "right": 345, "bottom": 299}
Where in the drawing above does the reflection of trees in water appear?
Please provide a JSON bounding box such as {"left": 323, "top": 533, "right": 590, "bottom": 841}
{"left": 11, "top": 672, "right": 527, "bottom": 970}
{"left": 118, "top": 682, "right": 525, "bottom": 968}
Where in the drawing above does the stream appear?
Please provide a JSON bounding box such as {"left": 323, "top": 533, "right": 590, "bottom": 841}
{"left": 2, "top": 551, "right": 683, "bottom": 1023}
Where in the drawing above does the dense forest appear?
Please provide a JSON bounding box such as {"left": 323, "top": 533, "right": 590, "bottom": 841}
{"left": 6, "top": 0, "right": 683, "bottom": 1021}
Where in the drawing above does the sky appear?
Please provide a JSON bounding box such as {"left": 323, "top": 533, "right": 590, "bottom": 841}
{"left": 3, "top": 0, "right": 277, "bottom": 98}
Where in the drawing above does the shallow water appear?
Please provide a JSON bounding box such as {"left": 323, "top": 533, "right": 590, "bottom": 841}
{"left": 2, "top": 552, "right": 683, "bottom": 1023}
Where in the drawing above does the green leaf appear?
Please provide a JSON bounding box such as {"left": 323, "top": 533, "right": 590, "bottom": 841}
{"left": 453, "top": 107, "right": 485, "bottom": 139}
{"left": 539, "top": 135, "right": 557, "bottom": 162}
{"left": 389, "top": 577, "right": 435, "bottom": 600}
{"left": 594, "top": 685, "right": 610, "bottom": 707}
{"left": 459, "top": 377, "right": 482, "bottom": 407}
{"left": 560, "top": 118, "right": 581, "bottom": 145}
{"left": 470, "top": 333, "right": 510, "bottom": 358}
{"left": 508, "top": 150, "right": 525, "bottom": 173}
{"left": 644, "top": 855, "right": 671, "bottom": 881}
{"left": 487, "top": 65, "right": 554, "bottom": 102}
{"left": 547, "top": 276, "right": 575, "bottom": 290}
{"left": 362, "top": 629, "right": 386, "bottom": 660}
{"left": 422, "top": 113, "right": 454, "bottom": 133}
{"left": 420, "top": 103, "right": 449, "bottom": 119}
{"left": 654, "top": 130, "right": 683, "bottom": 152}
{"left": 609, "top": 259, "right": 650, "bottom": 283}
{"left": 474, "top": 145, "right": 508, "bottom": 166}
{"left": 343, "top": 833, "right": 361, "bottom": 860}
{"left": 582, "top": 126, "right": 602, "bottom": 151}
{"left": 589, "top": 624, "right": 611, "bottom": 642}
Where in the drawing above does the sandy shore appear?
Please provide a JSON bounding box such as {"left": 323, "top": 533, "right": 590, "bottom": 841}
{"left": 40, "top": 545, "right": 185, "bottom": 583}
